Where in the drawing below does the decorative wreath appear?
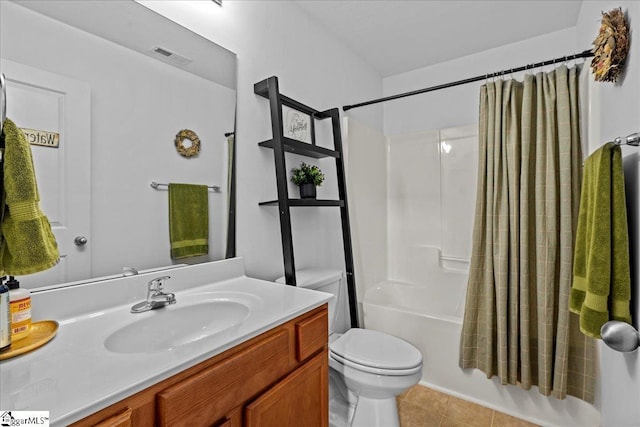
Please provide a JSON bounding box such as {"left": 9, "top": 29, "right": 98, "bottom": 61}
{"left": 591, "top": 8, "right": 629, "bottom": 82}
{"left": 174, "top": 129, "right": 201, "bottom": 158}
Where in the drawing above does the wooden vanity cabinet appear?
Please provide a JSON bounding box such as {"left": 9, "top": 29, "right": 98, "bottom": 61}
{"left": 71, "top": 304, "right": 328, "bottom": 427}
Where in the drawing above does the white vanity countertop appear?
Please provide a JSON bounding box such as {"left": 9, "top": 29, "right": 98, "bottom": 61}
{"left": 0, "top": 260, "right": 331, "bottom": 426}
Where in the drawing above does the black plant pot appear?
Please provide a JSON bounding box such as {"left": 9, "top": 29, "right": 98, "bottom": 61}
{"left": 299, "top": 183, "right": 317, "bottom": 199}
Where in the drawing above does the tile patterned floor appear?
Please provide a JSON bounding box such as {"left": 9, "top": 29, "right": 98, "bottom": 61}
{"left": 397, "top": 385, "right": 540, "bottom": 427}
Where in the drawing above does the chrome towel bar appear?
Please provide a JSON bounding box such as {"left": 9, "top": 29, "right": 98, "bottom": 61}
{"left": 150, "top": 181, "right": 220, "bottom": 192}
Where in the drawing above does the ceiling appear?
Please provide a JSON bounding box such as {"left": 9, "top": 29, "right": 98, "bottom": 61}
{"left": 296, "top": 1, "right": 583, "bottom": 77}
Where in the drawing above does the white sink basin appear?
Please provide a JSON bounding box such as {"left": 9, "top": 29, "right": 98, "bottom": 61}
{"left": 104, "top": 293, "right": 259, "bottom": 354}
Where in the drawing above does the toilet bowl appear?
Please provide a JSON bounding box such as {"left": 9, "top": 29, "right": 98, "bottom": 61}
{"left": 277, "top": 269, "right": 423, "bottom": 427}
{"left": 329, "top": 328, "right": 422, "bottom": 426}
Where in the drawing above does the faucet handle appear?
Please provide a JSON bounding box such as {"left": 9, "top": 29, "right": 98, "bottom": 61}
{"left": 148, "top": 275, "right": 171, "bottom": 292}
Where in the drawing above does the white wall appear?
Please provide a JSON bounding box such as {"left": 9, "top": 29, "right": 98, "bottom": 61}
{"left": 138, "top": 1, "right": 384, "bottom": 282}
{"left": 1, "top": 2, "right": 235, "bottom": 279}
{"left": 576, "top": 2, "right": 640, "bottom": 426}
{"left": 383, "top": 27, "right": 577, "bottom": 136}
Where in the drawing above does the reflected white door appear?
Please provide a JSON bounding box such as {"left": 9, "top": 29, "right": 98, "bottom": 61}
{"left": 1, "top": 59, "right": 91, "bottom": 287}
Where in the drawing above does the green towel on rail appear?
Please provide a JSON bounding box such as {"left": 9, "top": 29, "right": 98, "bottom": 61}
{"left": 0, "top": 118, "right": 59, "bottom": 275}
{"left": 570, "top": 142, "right": 632, "bottom": 338}
{"left": 169, "top": 183, "right": 209, "bottom": 259}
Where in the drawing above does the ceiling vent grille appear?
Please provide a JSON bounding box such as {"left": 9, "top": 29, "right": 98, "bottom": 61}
{"left": 151, "top": 46, "right": 192, "bottom": 66}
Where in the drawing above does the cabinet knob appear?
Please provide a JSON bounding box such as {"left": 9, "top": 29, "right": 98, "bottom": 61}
{"left": 74, "top": 236, "right": 88, "bottom": 246}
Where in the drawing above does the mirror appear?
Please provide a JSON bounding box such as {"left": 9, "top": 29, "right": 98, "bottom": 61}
{"left": 0, "top": 0, "right": 236, "bottom": 290}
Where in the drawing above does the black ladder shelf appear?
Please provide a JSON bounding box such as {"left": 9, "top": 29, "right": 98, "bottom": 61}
{"left": 255, "top": 76, "right": 359, "bottom": 328}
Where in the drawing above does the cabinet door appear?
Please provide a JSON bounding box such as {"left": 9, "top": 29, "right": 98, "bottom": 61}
{"left": 92, "top": 408, "right": 133, "bottom": 427}
{"left": 244, "top": 350, "right": 328, "bottom": 427}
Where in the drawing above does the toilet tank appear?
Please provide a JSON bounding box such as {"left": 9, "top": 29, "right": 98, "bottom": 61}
{"left": 276, "top": 269, "right": 347, "bottom": 334}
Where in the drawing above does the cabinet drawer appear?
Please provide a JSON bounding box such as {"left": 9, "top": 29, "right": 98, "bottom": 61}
{"left": 295, "top": 307, "right": 328, "bottom": 361}
{"left": 157, "top": 329, "right": 292, "bottom": 427}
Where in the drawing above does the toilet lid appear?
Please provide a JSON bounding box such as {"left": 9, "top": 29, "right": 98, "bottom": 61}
{"left": 329, "top": 328, "right": 422, "bottom": 370}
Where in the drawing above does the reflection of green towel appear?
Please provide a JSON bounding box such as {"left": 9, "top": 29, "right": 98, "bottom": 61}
{"left": 169, "top": 183, "right": 209, "bottom": 259}
{"left": 0, "top": 118, "right": 59, "bottom": 275}
{"left": 570, "top": 142, "right": 632, "bottom": 338}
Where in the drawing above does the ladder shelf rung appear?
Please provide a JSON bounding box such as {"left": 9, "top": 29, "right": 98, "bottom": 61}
{"left": 259, "top": 199, "right": 345, "bottom": 207}
{"left": 258, "top": 137, "right": 340, "bottom": 159}
{"left": 254, "top": 78, "right": 331, "bottom": 119}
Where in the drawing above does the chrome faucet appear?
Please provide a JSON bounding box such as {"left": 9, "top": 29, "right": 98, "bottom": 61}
{"left": 131, "top": 276, "right": 176, "bottom": 313}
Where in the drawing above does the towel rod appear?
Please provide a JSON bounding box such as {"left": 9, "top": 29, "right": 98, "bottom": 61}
{"left": 150, "top": 181, "right": 220, "bottom": 192}
{"left": 614, "top": 132, "right": 640, "bottom": 147}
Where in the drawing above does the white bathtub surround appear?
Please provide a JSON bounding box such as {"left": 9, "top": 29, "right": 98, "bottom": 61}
{"left": 364, "top": 247, "right": 600, "bottom": 427}
{"left": 386, "top": 125, "right": 478, "bottom": 281}
{"left": 0, "top": 258, "right": 331, "bottom": 426}
{"left": 343, "top": 117, "right": 388, "bottom": 302}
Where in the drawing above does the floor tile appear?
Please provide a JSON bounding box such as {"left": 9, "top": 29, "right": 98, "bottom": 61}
{"left": 398, "top": 385, "right": 537, "bottom": 427}
{"left": 404, "top": 385, "right": 450, "bottom": 418}
{"left": 443, "top": 396, "right": 494, "bottom": 427}
{"left": 398, "top": 400, "right": 441, "bottom": 427}
{"left": 492, "top": 411, "right": 539, "bottom": 427}
{"left": 440, "top": 416, "right": 478, "bottom": 427}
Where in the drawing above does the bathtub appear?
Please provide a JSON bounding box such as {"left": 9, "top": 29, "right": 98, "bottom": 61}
{"left": 363, "top": 278, "right": 601, "bottom": 427}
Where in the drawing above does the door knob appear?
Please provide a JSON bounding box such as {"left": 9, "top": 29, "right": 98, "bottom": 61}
{"left": 74, "top": 236, "right": 88, "bottom": 246}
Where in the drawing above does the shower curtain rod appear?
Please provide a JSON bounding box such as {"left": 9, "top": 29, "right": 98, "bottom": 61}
{"left": 343, "top": 49, "right": 595, "bottom": 112}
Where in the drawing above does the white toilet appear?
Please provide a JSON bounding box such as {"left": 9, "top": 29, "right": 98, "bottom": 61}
{"left": 277, "top": 269, "right": 423, "bottom": 427}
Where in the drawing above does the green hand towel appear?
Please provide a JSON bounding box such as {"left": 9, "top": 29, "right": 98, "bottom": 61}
{"left": 169, "top": 183, "right": 209, "bottom": 259}
{"left": 570, "top": 142, "right": 632, "bottom": 338}
{"left": 0, "top": 118, "right": 59, "bottom": 275}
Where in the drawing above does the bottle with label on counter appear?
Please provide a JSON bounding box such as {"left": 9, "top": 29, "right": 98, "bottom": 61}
{"left": 5, "top": 276, "right": 32, "bottom": 341}
{"left": 0, "top": 280, "right": 10, "bottom": 351}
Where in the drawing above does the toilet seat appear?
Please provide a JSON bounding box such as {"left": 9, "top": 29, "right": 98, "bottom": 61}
{"left": 329, "top": 329, "right": 422, "bottom": 376}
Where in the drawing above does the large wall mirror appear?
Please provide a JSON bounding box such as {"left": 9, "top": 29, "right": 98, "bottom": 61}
{"left": 0, "top": 0, "right": 236, "bottom": 290}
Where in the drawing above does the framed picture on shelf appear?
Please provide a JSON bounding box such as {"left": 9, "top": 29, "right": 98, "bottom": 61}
{"left": 282, "top": 105, "right": 311, "bottom": 143}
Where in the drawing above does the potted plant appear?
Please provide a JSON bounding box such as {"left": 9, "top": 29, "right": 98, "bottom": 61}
{"left": 291, "top": 162, "right": 325, "bottom": 199}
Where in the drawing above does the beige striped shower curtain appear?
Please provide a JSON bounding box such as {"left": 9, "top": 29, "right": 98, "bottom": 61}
{"left": 459, "top": 66, "right": 596, "bottom": 402}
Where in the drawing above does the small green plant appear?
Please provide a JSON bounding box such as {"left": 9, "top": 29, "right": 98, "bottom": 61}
{"left": 291, "top": 162, "right": 325, "bottom": 186}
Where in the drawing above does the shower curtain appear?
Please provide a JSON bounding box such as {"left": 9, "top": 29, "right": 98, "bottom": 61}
{"left": 459, "top": 65, "right": 596, "bottom": 402}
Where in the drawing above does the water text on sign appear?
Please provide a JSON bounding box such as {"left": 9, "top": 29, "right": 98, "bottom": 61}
{"left": 20, "top": 128, "right": 60, "bottom": 148}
